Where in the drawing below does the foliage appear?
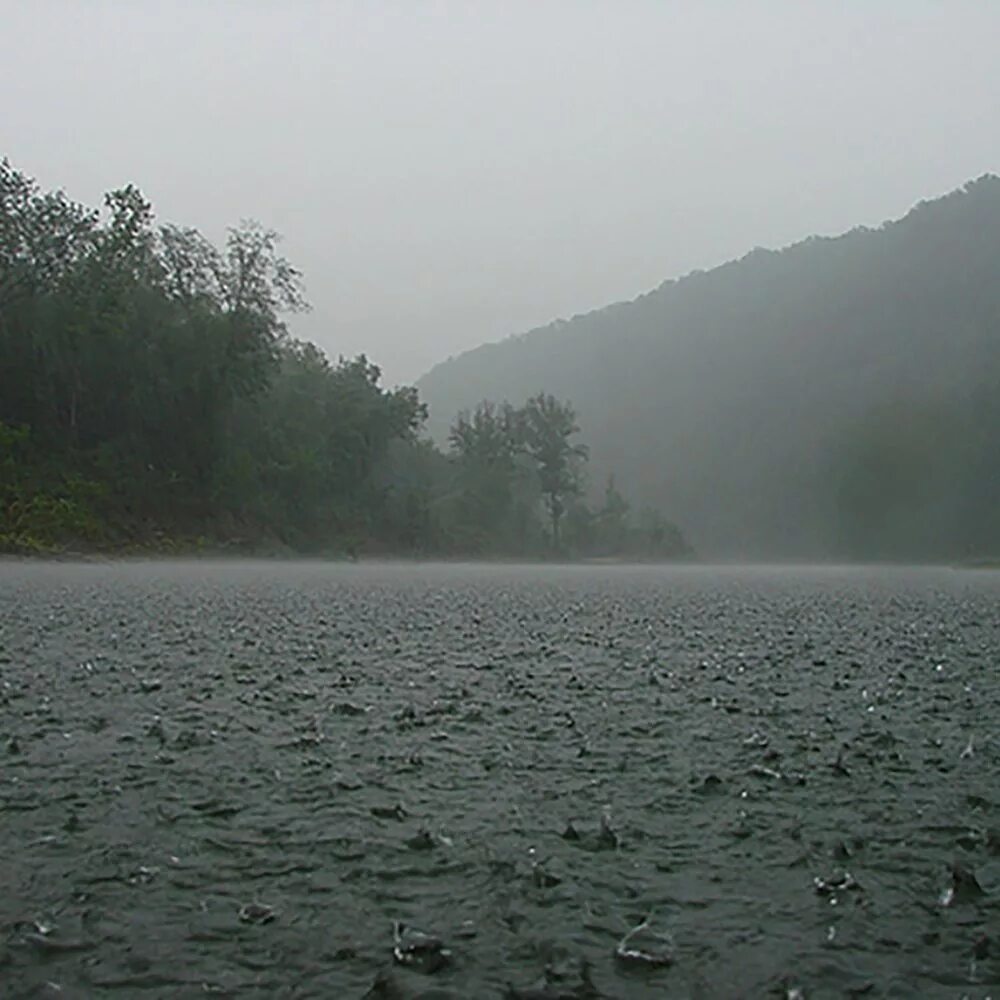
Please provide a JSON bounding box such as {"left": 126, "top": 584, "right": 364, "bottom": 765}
{"left": 0, "top": 157, "right": 692, "bottom": 560}
{"left": 519, "top": 393, "right": 588, "bottom": 547}
{"left": 0, "top": 422, "right": 103, "bottom": 552}
{"left": 447, "top": 400, "right": 536, "bottom": 553}
{"left": 444, "top": 395, "right": 688, "bottom": 557}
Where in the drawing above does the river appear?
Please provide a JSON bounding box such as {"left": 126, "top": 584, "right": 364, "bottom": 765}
{"left": 1, "top": 561, "right": 998, "bottom": 998}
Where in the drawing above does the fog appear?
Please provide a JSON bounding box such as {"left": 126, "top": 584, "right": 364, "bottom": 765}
{"left": 5, "top": 9, "right": 1000, "bottom": 989}
{"left": 3, "top": 1, "right": 1000, "bottom": 385}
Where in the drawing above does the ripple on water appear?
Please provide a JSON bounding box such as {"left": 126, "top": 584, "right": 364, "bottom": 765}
{"left": 1, "top": 561, "right": 999, "bottom": 997}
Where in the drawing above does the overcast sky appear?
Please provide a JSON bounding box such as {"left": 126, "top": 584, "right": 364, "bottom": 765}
{"left": 3, "top": 1, "right": 999, "bottom": 385}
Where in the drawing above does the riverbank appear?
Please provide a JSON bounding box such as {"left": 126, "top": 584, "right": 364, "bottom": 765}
{"left": 0, "top": 529, "right": 698, "bottom": 565}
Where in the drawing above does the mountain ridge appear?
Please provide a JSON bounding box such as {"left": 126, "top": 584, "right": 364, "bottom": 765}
{"left": 417, "top": 175, "right": 1000, "bottom": 559}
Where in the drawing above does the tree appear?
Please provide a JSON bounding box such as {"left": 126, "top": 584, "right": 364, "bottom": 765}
{"left": 449, "top": 400, "right": 519, "bottom": 465}
{"left": 597, "top": 473, "right": 630, "bottom": 553}
{"left": 0, "top": 158, "right": 97, "bottom": 314}
{"left": 636, "top": 506, "right": 692, "bottom": 558}
{"left": 447, "top": 401, "right": 525, "bottom": 549}
{"left": 520, "top": 393, "right": 588, "bottom": 549}
{"left": 214, "top": 347, "right": 428, "bottom": 550}
{"left": 0, "top": 160, "right": 319, "bottom": 546}
{"left": 0, "top": 158, "right": 695, "bottom": 560}
{"left": 0, "top": 160, "right": 98, "bottom": 440}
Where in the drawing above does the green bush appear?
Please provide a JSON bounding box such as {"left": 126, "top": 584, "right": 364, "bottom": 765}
{"left": 0, "top": 423, "right": 105, "bottom": 552}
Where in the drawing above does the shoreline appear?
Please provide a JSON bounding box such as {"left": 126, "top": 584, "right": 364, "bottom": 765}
{"left": 1, "top": 549, "right": 996, "bottom": 571}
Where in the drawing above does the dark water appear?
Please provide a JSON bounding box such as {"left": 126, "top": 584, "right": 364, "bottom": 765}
{"left": 1, "top": 561, "right": 999, "bottom": 999}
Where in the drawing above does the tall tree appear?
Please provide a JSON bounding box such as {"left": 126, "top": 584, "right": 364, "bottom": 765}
{"left": 520, "top": 393, "right": 588, "bottom": 549}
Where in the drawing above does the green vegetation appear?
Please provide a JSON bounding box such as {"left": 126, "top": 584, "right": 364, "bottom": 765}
{"left": 444, "top": 396, "right": 690, "bottom": 558}
{"left": 417, "top": 176, "right": 1000, "bottom": 562}
{"left": 0, "top": 159, "right": 690, "bottom": 560}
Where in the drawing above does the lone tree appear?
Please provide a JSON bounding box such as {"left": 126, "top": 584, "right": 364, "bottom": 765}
{"left": 520, "top": 393, "right": 588, "bottom": 549}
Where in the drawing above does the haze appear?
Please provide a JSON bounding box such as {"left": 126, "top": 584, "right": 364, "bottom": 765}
{"left": 3, "top": 0, "right": 1000, "bottom": 385}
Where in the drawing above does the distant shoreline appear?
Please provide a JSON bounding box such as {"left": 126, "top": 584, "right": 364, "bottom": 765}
{"left": 1, "top": 547, "right": 997, "bottom": 571}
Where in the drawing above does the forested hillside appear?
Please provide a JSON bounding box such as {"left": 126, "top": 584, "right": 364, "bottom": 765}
{"left": 0, "top": 159, "right": 688, "bottom": 559}
{"left": 418, "top": 177, "right": 1000, "bottom": 560}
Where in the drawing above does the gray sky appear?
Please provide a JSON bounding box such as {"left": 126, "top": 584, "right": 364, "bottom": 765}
{"left": 3, "top": 1, "right": 999, "bottom": 385}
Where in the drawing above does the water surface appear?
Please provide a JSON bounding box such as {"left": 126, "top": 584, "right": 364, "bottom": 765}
{"left": 1, "top": 562, "right": 998, "bottom": 997}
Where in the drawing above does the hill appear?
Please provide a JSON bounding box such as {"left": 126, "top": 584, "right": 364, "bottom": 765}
{"left": 417, "top": 177, "right": 1000, "bottom": 560}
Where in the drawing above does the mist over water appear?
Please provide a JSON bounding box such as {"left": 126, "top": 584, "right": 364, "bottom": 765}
{"left": 2, "top": 561, "right": 999, "bottom": 997}
{"left": 4, "top": 5, "right": 1000, "bottom": 998}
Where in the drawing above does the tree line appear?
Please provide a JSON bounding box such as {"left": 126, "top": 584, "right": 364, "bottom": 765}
{"left": 0, "top": 159, "right": 690, "bottom": 559}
